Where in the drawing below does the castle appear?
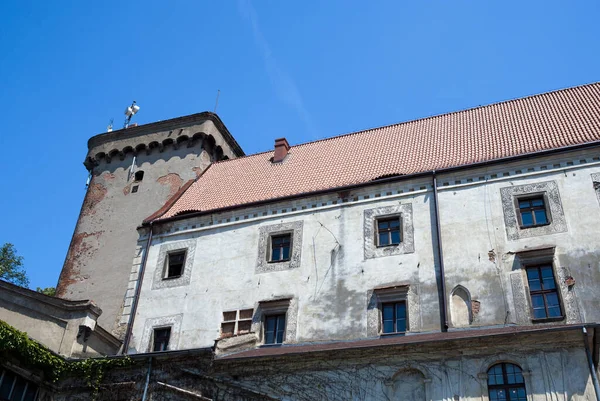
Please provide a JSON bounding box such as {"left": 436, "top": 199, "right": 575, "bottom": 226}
{"left": 2, "top": 83, "right": 600, "bottom": 400}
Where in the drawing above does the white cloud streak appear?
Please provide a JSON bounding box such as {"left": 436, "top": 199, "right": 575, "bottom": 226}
{"left": 238, "top": 0, "right": 317, "bottom": 138}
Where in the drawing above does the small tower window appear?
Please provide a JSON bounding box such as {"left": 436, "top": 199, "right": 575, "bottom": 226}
{"left": 134, "top": 170, "right": 144, "bottom": 182}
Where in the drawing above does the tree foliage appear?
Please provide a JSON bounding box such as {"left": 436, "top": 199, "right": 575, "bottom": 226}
{"left": 36, "top": 287, "right": 56, "bottom": 296}
{"left": 0, "top": 243, "right": 29, "bottom": 287}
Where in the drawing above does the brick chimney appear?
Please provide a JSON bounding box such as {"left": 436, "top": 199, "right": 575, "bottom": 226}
{"left": 273, "top": 138, "right": 290, "bottom": 163}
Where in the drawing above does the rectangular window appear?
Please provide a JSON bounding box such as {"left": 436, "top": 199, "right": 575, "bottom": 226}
{"left": 376, "top": 217, "right": 401, "bottom": 247}
{"left": 270, "top": 234, "right": 291, "bottom": 262}
{"left": 264, "top": 314, "right": 286, "bottom": 344}
{"left": 381, "top": 301, "right": 407, "bottom": 334}
{"left": 152, "top": 327, "right": 171, "bottom": 352}
{"left": 526, "top": 265, "right": 562, "bottom": 320}
{"left": 220, "top": 309, "right": 254, "bottom": 338}
{"left": 0, "top": 368, "right": 39, "bottom": 401}
{"left": 518, "top": 196, "right": 549, "bottom": 228}
{"left": 165, "top": 251, "right": 186, "bottom": 279}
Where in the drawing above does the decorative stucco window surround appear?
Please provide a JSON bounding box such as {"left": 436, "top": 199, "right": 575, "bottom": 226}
{"left": 509, "top": 247, "right": 581, "bottom": 325}
{"left": 251, "top": 297, "right": 298, "bottom": 345}
{"left": 592, "top": 173, "right": 600, "bottom": 206}
{"left": 139, "top": 313, "right": 183, "bottom": 353}
{"left": 477, "top": 356, "right": 532, "bottom": 401}
{"left": 500, "top": 180, "right": 567, "bottom": 241}
{"left": 256, "top": 221, "right": 303, "bottom": 273}
{"left": 152, "top": 239, "right": 196, "bottom": 290}
{"left": 364, "top": 204, "right": 414, "bottom": 260}
{"left": 367, "top": 283, "right": 421, "bottom": 337}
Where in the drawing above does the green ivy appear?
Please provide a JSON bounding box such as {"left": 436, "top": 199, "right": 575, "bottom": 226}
{"left": 0, "top": 320, "right": 132, "bottom": 399}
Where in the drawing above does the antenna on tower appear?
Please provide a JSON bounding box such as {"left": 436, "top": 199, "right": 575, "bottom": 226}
{"left": 124, "top": 100, "right": 140, "bottom": 128}
{"left": 107, "top": 118, "right": 114, "bottom": 132}
{"left": 213, "top": 90, "right": 220, "bottom": 113}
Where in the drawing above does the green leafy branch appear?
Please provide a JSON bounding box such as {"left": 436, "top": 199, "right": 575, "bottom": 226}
{"left": 0, "top": 320, "right": 132, "bottom": 399}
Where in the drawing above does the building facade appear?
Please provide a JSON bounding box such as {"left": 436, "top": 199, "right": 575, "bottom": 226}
{"left": 5, "top": 83, "right": 599, "bottom": 400}
{"left": 112, "top": 83, "right": 600, "bottom": 400}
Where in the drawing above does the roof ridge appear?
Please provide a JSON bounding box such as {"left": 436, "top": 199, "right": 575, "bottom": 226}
{"left": 284, "top": 81, "right": 600, "bottom": 149}
{"left": 215, "top": 81, "right": 600, "bottom": 160}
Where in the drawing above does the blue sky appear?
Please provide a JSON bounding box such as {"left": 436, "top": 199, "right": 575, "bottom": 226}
{"left": 0, "top": 1, "right": 598, "bottom": 290}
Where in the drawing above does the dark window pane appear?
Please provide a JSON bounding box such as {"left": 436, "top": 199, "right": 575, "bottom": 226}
{"left": 531, "top": 199, "right": 544, "bottom": 207}
{"left": 531, "top": 295, "right": 545, "bottom": 307}
{"left": 153, "top": 328, "right": 171, "bottom": 352}
{"left": 519, "top": 200, "right": 531, "bottom": 209}
{"left": 542, "top": 277, "right": 556, "bottom": 290}
{"left": 396, "top": 303, "right": 406, "bottom": 332}
{"left": 492, "top": 389, "right": 507, "bottom": 401}
{"left": 383, "top": 320, "right": 394, "bottom": 334}
{"left": 276, "top": 315, "right": 286, "bottom": 343}
{"left": 23, "top": 385, "right": 38, "bottom": 401}
{"left": 379, "top": 233, "right": 389, "bottom": 246}
{"left": 0, "top": 371, "right": 16, "bottom": 399}
{"left": 282, "top": 246, "right": 290, "bottom": 260}
{"left": 533, "top": 307, "right": 547, "bottom": 319}
{"left": 541, "top": 267, "right": 554, "bottom": 278}
{"left": 382, "top": 303, "right": 395, "bottom": 333}
{"left": 545, "top": 293, "right": 560, "bottom": 307}
{"left": 521, "top": 212, "right": 533, "bottom": 226}
{"left": 528, "top": 277, "right": 541, "bottom": 291}
{"left": 167, "top": 251, "right": 185, "bottom": 278}
{"left": 265, "top": 316, "right": 276, "bottom": 344}
{"left": 548, "top": 306, "right": 562, "bottom": 317}
{"left": 390, "top": 230, "right": 401, "bottom": 244}
{"left": 9, "top": 377, "right": 26, "bottom": 401}
{"left": 271, "top": 248, "right": 280, "bottom": 261}
{"left": 382, "top": 304, "right": 394, "bottom": 321}
{"left": 389, "top": 219, "right": 400, "bottom": 228}
{"left": 534, "top": 210, "right": 547, "bottom": 224}
{"left": 378, "top": 221, "right": 389, "bottom": 230}
{"left": 527, "top": 269, "right": 540, "bottom": 280}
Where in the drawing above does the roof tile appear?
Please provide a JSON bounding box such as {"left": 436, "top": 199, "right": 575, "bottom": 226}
{"left": 158, "top": 83, "right": 600, "bottom": 220}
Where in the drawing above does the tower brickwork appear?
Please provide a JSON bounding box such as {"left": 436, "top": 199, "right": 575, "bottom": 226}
{"left": 56, "top": 112, "right": 244, "bottom": 337}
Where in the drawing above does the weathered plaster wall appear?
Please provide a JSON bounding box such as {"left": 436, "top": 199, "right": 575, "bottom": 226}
{"left": 0, "top": 281, "right": 120, "bottom": 357}
{"left": 128, "top": 148, "right": 600, "bottom": 353}
{"left": 57, "top": 119, "right": 240, "bottom": 337}
{"left": 439, "top": 149, "right": 600, "bottom": 328}
{"left": 128, "top": 175, "right": 441, "bottom": 353}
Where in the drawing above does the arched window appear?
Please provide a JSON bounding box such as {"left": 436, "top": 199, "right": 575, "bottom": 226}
{"left": 487, "top": 363, "right": 527, "bottom": 401}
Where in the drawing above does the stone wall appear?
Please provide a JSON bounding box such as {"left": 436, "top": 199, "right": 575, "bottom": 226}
{"left": 56, "top": 115, "right": 242, "bottom": 337}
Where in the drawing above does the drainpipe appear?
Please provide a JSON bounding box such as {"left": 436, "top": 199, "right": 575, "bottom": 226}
{"left": 122, "top": 222, "right": 154, "bottom": 353}
{"left": 432, "top": 171, "right": 449, "bottom": 332}
{"left": 583, "top": 327, "right": 600, "bottom": 401}
{"left": 141, "top": 357, "right": 153, "bottom": 401}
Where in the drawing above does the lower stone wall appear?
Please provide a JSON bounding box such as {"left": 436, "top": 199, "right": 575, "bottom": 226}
{"left": 50, "top": 330, "right": 596, "bottom": 401}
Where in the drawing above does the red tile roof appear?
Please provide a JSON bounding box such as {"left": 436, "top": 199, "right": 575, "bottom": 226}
{"left": 155, "top": 82, "right": 600, "bottom": 221}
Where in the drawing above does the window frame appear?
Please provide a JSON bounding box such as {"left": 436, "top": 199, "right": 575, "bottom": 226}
{"left": 381, "top": 301, "right": 407, "bottom": 335}
{"left": 370, "top": 285, "right": 410, "bottom": 337}
{"left": 263, "top": 313, "right": 286, "bottom": 345}
{"left": 257, "top": 298, "right": 292, "bottom": 346}
{"left": 163, "top": 250, "right": 187, "bottom": 280}
{"left": 487, "top": 363, "right": 527, "bottom": 401}
{"left": 220, "top": 308, "right": 254, "bottom": 338}
{"left": 152, "top": 326, "right": 172, "bottom": 352}
{"left": 0, "top": 368, "right": 39, "bottom": 401}
{"left": 515, "top": 193, "right": 552, "bottom": 229}
{"left": 525, "top": 264, "right": 564, "bottom": 322}
{"left": 375, "top": 215, "right": 402, "bottom": 247}
{"left": 268, "top": 233, "right": 292, "bottom": 263}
